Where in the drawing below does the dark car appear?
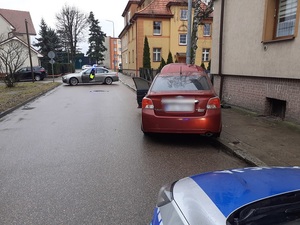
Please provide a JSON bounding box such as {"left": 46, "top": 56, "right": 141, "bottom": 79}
{"left": 133, "top": 63, "right": 222, "bottom": 137}
{"left": 14, "top": 66, "right": 47, "bottom": 81}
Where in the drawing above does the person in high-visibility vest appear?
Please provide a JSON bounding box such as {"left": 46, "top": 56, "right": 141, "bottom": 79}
{"left": 89, "top": 68, "right": 95, "bottom": 80}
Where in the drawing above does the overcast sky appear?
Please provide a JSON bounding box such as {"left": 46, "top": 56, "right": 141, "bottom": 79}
{"left": 1, "top": 0, "right": 129, "bottom": 53}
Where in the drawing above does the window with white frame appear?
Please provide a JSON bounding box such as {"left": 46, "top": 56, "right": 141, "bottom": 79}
{"left": 179, "top": 34, "right": 187, "bottom": 45}
{"left": 153, "top": 48, "right": 161, "bottom": 62}
{"left": 180, "top": 9, "right": 188, "bottom": 20}
{"left": 203, "top": 24, "right": 211, "bottom": 36}
{"left": 276, "top": 0, "right": 298, "bottom": 37}
{"left": 202, "top": 48, "right": 210, "bottom": 62}
{"left": 153, "top": 21, "right": 161, "bottom": 35}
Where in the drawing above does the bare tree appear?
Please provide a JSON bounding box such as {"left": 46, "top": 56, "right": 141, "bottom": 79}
{"left": 56, "top": 4, "right": 89, "bottom": 67}
{"left": 191, "top": 0, "right": 214, "bottom": 65}
{"left": 0, "top": 35, "right": 27, "bottom": 87}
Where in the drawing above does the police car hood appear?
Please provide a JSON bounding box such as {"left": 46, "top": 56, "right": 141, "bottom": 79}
{"left": 172, "top": 167, "right": 300, "bottom": 225}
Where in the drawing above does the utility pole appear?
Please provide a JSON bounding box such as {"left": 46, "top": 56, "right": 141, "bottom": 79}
{"left": 25, "top": 19, "right": 34, "bottom": 82}
{"left": 186, "top": 0, "right": 193, "bottom": 64}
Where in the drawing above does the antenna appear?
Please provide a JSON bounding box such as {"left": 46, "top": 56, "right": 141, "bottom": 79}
{"left": 180, "top": 66, "right": 182, "bottom": 75}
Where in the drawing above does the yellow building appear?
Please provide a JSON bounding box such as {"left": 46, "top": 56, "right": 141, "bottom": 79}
{"left": 119, "top": 0, "right": 213, "bottom": 76}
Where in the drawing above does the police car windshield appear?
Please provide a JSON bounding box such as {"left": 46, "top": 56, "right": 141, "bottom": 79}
{"left": 228, "top": 191, "right": 300, "bottom": 225}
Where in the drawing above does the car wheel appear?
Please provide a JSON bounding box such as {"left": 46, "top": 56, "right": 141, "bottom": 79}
{"left": 34, "top": 75, "right": 41, "bottom": 81}
{"left": 105, "top": 77, "right": 113, "bottom": 85}
{"left": 69, "top": 77, "right": 79, "bottom": 86}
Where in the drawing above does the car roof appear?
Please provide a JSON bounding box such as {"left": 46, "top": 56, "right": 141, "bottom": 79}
{"left": 160, "top": 63, "right": 206, "bottom": 75}
{"left": 187, "top": 167, "right": 300, "bottom": 217}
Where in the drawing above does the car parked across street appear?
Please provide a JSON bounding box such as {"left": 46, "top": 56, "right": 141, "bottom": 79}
{"left": 62, "top": 67, "right": 119, "bottom": 86}
{"left": 13, "top": 66, "right": 47, "bottom": 81}
{"left": 150, "top": 167, "right": 300, "bottom": 225}
{"left": 133, "top": 63, "right": 222, "bottom": 137}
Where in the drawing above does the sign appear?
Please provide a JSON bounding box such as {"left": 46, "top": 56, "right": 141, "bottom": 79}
{"left": 48, "top": 51, "right": 55, "bottom": 59}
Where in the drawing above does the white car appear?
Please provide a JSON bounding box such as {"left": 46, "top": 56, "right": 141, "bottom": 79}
{"left": 62, "top": 67, "right": 119, "bottom": 86}
{"left": 150, "top": 167, "right": 300, "bottom": 225}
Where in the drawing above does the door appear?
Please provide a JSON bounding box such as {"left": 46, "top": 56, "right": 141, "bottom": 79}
{"left": 132, "top": 77, "right": 151, "bottom": 108}
{"left": 81, "top": 68, "right": 93, "bottom": 83}
{"left": 94, "top": 68, "right": 108, "bottom": 83}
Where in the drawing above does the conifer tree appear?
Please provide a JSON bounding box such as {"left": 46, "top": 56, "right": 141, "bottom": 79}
{"left": 167, "top": 52, "right": 173, "bottom": 64}
{"left": 34, "top": 19, "right": 61, "bottom": 57}
{"left": 86, "top": 12, "right": 107, "bottom": 63}
{"left": 143, "top": 36, "right": 151, "bottom": 68}
{"left": 157, "top": 57, "right": 166, "bottom": 73}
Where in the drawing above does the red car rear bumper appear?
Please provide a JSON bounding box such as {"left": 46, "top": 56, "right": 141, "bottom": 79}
{"left": 142, "top": 109, "right": 222, "bottom": 135}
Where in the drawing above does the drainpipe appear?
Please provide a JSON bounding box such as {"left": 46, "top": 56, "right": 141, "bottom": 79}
{"left": 136, "top": 21, "right": 138, "bottom": 77}
{"left": 218, "top": 0, "right": 225, "bottom": 101}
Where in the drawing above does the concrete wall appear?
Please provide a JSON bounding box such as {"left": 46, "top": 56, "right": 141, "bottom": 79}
{"left": 211, "top": 0, "right": 300, "bottom": 123}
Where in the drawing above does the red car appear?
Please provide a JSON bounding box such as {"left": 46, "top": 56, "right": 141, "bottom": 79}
{"left": 133, "top": 63, "right": 222, "bottom": 137}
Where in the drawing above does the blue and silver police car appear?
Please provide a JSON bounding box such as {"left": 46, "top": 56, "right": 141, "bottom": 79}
{"left": 150, "top": 167, "right": 300, "bottom": 225}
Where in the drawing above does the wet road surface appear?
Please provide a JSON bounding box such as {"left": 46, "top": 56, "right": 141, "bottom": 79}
{"left": 0, "top": 82, "right": 248, "bottom": 224}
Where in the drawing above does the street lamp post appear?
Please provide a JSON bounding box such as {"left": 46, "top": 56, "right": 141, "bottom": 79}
{"left": 106, "top": 20, "right": 115, "bottom": 37}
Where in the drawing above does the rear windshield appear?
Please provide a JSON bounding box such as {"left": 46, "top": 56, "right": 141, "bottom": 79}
{"left": 151, "top": 74, "right": 210, "bottom": 92}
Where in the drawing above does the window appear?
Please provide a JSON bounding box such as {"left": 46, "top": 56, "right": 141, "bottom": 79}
{"left": 153, "top": 48, "right": 161, "bottom": 62}
{"left": 180, "top": 9, "right": 188, "bottom": 20}
{"left": 263, "top": 0, "right": 299, "bottom": 42}
{"left": 202, "top": 48, "right": 210, "bottom": 62}
{"left": 276, "top": 0, "right": 298, "bottom": 37}
{"left": 179, "top": 34, "right": 187, "bottom": 45}
{"left": 153, "top": 21, "right": 161, "bottom": 35}
{"left": 151, "top": 75, "right": 210, "bottom": 92}
{"left": 203, "top": 24, "right": 211, "bottom": 36}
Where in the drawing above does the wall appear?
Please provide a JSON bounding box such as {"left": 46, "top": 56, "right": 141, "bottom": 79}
{"left": 211, "top": 0, "right": 300, "bottom": 79}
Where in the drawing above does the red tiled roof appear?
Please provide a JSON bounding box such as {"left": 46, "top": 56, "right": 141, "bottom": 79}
{"left": 122, "top": 0, "right": 141, "bottom": 17}
{"left": 135, "top": 0, "right": 173, "bottom": 17}
{"left": 0, "top": 8, "right": 36, "bottom": 35}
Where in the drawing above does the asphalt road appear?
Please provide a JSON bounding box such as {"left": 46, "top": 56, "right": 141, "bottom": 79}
{"left": 0, "top": 81, "right": 248, "bottom": 224}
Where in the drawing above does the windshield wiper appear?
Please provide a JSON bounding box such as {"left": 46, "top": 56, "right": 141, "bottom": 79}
{"left": 234, "top": 201, "right": 300, "bottom": 225}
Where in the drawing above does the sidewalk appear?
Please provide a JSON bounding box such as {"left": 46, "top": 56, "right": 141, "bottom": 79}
{"left": 118, "top": 72, "right": 300, "bottom": 167}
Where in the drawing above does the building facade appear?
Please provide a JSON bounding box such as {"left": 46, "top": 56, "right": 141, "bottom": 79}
{"left": 211, "top": 0, "right": 300, "bottom": 123}
{"left": 119, "top": 0, "right": 213, "bottom": 76}
{"left": 0, "top": 8, "right": 40, "bottom": 73}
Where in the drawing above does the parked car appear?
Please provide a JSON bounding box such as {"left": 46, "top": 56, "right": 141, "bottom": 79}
{"left": 81, "top": 65, "right": 91, "bottom": 70}
{"left": 150, "top": 167, "right": 300, "bottom": 225}
{"left": 133, "top": 63, "right": 221, "bottom": 137}
{"left": 14, "top": 66, "right": 47, "bottom": 81}
{"left": 62, "top": 67, "right": 119, "bottom": 86}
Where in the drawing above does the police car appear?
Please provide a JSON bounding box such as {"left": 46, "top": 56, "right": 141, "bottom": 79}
{"left": 150, "top": 167, "right": 300, "bottom": 225}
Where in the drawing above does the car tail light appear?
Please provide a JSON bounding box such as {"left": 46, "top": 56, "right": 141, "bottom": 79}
{"left": 142, "top": 97, "right": 154, "bottom": 109}
{"left": 207, "top": 97, "right": 221, "bottom": 109}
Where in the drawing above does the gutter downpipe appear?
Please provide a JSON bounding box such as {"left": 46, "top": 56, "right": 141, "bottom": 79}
{"left": 218, "top": 0, "right": 225, "bottom": 101}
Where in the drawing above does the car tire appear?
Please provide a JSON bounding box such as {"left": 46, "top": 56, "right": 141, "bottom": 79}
{"left": 34, "top": 75, "right": 41, "bottom": 81}
{"left": 105, "top": 77, "right": 113, "bottom": 85}
{"left": 69, "top": 77, "right": 79, "bottom": 86}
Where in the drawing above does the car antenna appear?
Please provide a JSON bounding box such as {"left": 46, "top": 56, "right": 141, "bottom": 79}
{"left": 180, "top": 66, "right": 182, "bottom": 75}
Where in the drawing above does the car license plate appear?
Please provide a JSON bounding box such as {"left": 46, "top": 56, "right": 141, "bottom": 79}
{"left": 164, "top": 104, "right": 194, "bottom": 112}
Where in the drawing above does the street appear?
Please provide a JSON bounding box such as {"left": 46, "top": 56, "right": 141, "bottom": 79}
{"left": 0, "top": 82, "right": 248, "bottom": 224}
